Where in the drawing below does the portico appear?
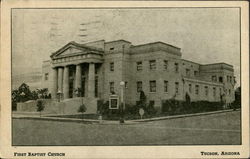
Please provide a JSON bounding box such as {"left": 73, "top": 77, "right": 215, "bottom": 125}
{"left": 50, "top": 41, "right": 104, "bottom": 100}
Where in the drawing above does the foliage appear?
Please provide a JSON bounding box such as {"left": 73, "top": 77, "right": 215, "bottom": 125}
{"left": 78, "top": 104, "right": 87, "bottom": 113}
{"left": 11, "top": 83, "right": 51, "bottom": 111}
{"left": 161, "top": 99, "right": 224, "bottom": 115}
{"left": 78, "top": 104, "right": 87, "bottom": 120}
{"left": 37, "top": 100, "right": 45, "bottom": 117}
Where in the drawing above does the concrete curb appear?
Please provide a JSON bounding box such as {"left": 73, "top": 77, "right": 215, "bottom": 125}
{"left": 130, "top": 109, "right": 240, "bottom": 122}
{"left": 12, "top": 109, "right": 240, "bottom": 124}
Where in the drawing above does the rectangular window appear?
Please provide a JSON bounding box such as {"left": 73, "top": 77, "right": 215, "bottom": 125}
{"left": 164, "top": 60, "right": 168, "bottom": 70}
{"left": 175, "top": 82, "right": 179, "bottom": 94}
{"left": 137, "top": 61, "right": 142, "bottom": 71}
{"left": 110, "top": 47, "right": 114, "bottom": 50}
{"left": 150, "top": 80, "right": 156, "bottom": 92}
{"left": 44, "top": 73, "right": 49, "bottom": 80}
{"left": 195, "top": 85, "right": 199, "bottom": 95}
{"left": 229, "top": 89, "right": 231, "bottom": 95}
{"left": 125, "top": 81, "right": 128, "bottom": 89}
{"left": 164, "top": 81, "right": 168, "bottom": 92}
{"left": 175, "top": 63, "right": 179, "bottom": 73}
{"left": 219, "top": 88, "right": 222, "bottom": 95}
{"left": 137, "top": 81, "right": 142, "bottom": 92}
{"left": 189, "top": 84, "right": 192, "bottom": 93}
{"left": 110, "top": 62, "right": 114, "bottom": 71}
{"left": 194, "top": 71, "right": 198, "bottom": 76}
{"left": 204, "top": 86, "right": 208, "bottom": 96}
{"left": 230, "top": 76, "right": 232, "bottom": 83}
{"left": 149, "top": 100, "right": 155, "bottom": 106}
{"left": 213, "top": 87, "right": 216, "bottom": 97}
{"left": 186, "top": 69, "right": 190, "bottom": 77}
{"left": 212, "top": 75, "right": 217, "bottom": 82}
{"left": 110, "top": 82, "right": 114, "bottom": 93}
{"left": 149, "top": 60, "right": 156, "bottom": 70}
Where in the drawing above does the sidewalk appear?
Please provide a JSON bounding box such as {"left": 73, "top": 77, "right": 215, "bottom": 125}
{"left": 12, "top": 109, "right": 240, "bottom": 125}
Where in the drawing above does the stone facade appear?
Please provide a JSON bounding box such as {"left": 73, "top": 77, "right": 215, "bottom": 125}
{"left": 42, "top": 39, "right": 235, "bottom": 111}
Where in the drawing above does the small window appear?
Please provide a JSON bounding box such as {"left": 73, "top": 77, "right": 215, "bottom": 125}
{"left": 204, "top": 86, "right": 208, "bottom": 96}
{"left": 149, "top": 60, "right": 156, "bottom": 70}
{"left": 164, "top": 60, "right": 168, "bottom": 70}
{"left": 186, "top": 69, "right": 190, "bottom": 77}
{"left": 149, "top": 100, "right": 155, "bottom": 106}
{"left": 137, "top": 81, "right": 142, "bottom": 92}
{"left": 149, "top": 80, "right": 156, "bottom": 92}
{"left": 219, "top": 77, "right": 223, "bottom": 83}
{"left": 230, "top": 76, "right": 232, "bottom": 83}
{"left": 45, "top": 73, "right": 49, "bottom": 80}
{"left": 195, "top": 85, "right": 199, "bottom": 95}
{"left": 194, "top": 71, "right": 198, "bottom": 76}
{"left": 175, "top": 63, "right": 179, "bottom": 73}
{"left": 213, "top": 87, "right": 216, "bottom": 97}
{"left": 137, "top": 61, "right": 142, "bottom": 71}
{"left": 164, "top": 81, "right": 168, "bottom": 92}
{"left": 175, "top": 82, "right": 179, "bottom": 94}
{"left": 212, "top": 75, "right": 217, "bottom": 82}
{"left": 229, "top": 89, "right": 231, "bottom": 95}
{"left": 110, "top": 62, "right": 114, "bottom": 71}
{"left": 189, "top": 84, "right": 192, "bottom": 93}
{"left": 110, "top": 47, "right": 114, "bottom": 50}
{"left": 125, "top": 81, "right": 128, "bottom": 89}
{"left": 110, "top": 82, "right": 114, "bottom": 94}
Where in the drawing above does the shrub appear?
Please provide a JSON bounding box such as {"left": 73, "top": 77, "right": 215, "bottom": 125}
{"left": 161, "top": 99, "right": 224, "bottom": 115}
{"left": 78, "top": 104, "right": 87, "bottom": 119}
{"left": 145, "top": 102, "right": 157, "bottom": 115}
{"left": 37, "top": 100, "right": 45, "bottom": 117}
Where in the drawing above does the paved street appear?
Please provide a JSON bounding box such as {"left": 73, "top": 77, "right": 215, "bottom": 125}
{"left": 12, "top": 111, "right": 241, "bottom": 145}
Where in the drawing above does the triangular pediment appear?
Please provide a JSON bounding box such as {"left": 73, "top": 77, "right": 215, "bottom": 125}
{"left": 51, "top": 42, "right": 90, "bottom": 58}
{"left": 51, "top": 41, "right": 104, "bottom": 59}
{"left": 57, "top": 46, "right": 86, "bottom": 57}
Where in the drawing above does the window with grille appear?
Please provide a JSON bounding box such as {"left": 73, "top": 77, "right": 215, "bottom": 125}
{"left": 175, "top": 63, "right": 179, "bottom": 73}
{"left": 205, "top": 86, "right": 208, "bottom": 96}
{"left": 164, "top": 81, "right": 168, "bottom": 92}
{"left": 137, "top": 81, "right": 142, "bottom": 92}
{"left": 149, "top": 60, "right": 156, "bottom": 70}
{"left": 137, "top": 61, "right": 142, "bottom": 71}
{"left": 44, "top": 73, "right": 49, "bottom": 80}
{"left": 195, "top": 85, "right": 199, "bottom": 95}
{"left": 110, "top": 62, "right": 114, "bottom": 71}
{"left": 150, "top": 81, "right": 156, "bottom": 92}
{"left": 189, "top": 84, "right": 192, "bottom": 93}
{"left": 110, "top": 82, "right": 114, "bottom": 94}
{"left": 175, "top": 82, "right": 179, "bottom": 94}
{"left": 164, "top": 60, "right": 168, "bottom": 70}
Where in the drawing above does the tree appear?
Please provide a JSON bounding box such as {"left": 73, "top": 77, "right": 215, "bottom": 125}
{"left": 18, "top": 83, "right": 33, "bottom": 102}
{"left": 185, "top": 93, "right": 191, "bottom": 105}
{"left": 36, "top": 88, "right": 48, "bottom": 99}
{"left": 139, "top": 90, "right": 146, "bottom": 108}
{"left": 37, "top": 100, "right": 44, "bottom": 117}
{"left": 78, "top": 104, "right": 87, "bottom": 120}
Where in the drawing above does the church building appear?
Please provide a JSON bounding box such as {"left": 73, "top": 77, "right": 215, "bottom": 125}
{"left": 41, "top": 39, "right": 235, "bottom": 113}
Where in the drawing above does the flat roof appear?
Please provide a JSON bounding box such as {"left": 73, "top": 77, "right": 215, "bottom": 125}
{"left": 132, "top": 41, "right": 180, "bottom": 50}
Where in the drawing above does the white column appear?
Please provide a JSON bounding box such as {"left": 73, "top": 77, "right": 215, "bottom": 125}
{"left": 88, "top": 63, "right": 95, "bottom": 98}
{"left": 51, "top": 67, "right": 58, "bottom": 99}
{"left": 58, "top": 67, "right": 64, "bottom": 93}
{"left": 63, "top": 66, "right": 69, "bottom": 99}
{"left": 74, "top": 64, "right": 82, "bottom": 97}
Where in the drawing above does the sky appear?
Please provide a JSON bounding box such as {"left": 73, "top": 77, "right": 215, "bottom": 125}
{"left": 12, "top": 8, "right": 240, "bottom": 87}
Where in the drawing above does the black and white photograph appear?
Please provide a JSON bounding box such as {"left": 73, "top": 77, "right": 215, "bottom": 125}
{"left": 0, "top": 1, "right": 249, "bottom": 158}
